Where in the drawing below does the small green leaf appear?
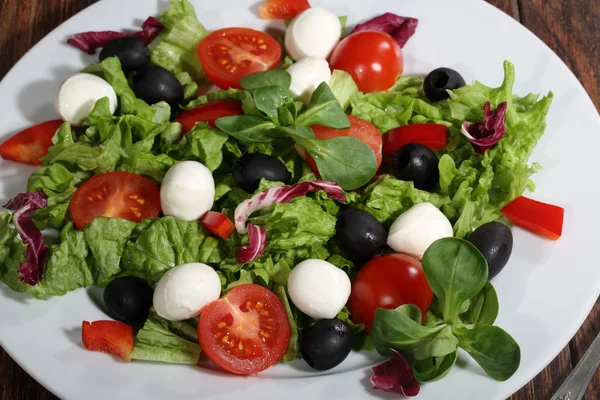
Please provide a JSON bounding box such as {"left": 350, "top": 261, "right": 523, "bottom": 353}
{"left": 278, "top": 102, "right": 297, "bottom": 126}
{"left": 239, "top": 70, "right": 292, "bottom": 90}
{"left": 460, "top": 281, "right": 499, "bottom": 326}
{"left": 422, "top": 238, "right": 489, "bottom": 323}
{"left": 295, "top": 82, "right": 351, "bottom": 129}
{"left": 295, "top": 136, "right": 377, "bottom": 190}
{"left": 214, "top": 116, "right": 283, "bottom": 142}
{"left": 414, "top": 325, "right": 459, "bottom": 360}
{"left": 253, "top": 86, "right": 294, "bottom": 123}
{"left": 370, "top": 304, "right": 445, "bottom": 357}
{"left": 413, "top": 351, "right": 458, "bottom": 382}
{"left": 454, "top": 324, "right": 521, "bottom": 381}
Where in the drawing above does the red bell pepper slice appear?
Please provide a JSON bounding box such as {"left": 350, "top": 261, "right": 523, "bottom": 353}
{"left": 201, "top": 211, "right": 235, "bottom": 239}
{"left": 173, "top": 99, "right": 243, "bottom": 134}
{"left": 382, "top": 123, "right": 447, "bottom": 158}
{"left": 82, "top": 320, "right": 134, "bottom": 362}
{"left": 501, "top": 196, "right": 564, "bottom": 240}
{"left": 0, "top": 120, "right": 64, "bottom": 166}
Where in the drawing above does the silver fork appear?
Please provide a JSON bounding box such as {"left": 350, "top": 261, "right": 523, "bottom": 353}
{"left": 550, "top": 332, "right": 600, "bottom": 400}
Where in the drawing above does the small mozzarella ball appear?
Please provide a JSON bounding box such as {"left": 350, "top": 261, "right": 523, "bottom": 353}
{"left": 387, "top": 202, "right": 454, "bottom": 259}
{"left": 285, "top": 8, "right": 342, "bottom": 61}
{"left": 287, "top": 57, "right": 332, "bottom": 104}
{"left": 160, "top": 161, "right": 215, "bottom": 221}
{"left": 287, "top": 259, "right": 351, "bottom": 320}
{"left": 153, "top": 263, "right": 221, "bottom": 321}
{"left": 54, "top": 73, "right": 117, "bottom": 126}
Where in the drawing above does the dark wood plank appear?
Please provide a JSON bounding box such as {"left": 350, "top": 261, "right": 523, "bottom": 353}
{"left": 0, "top": 1, "right": 598, "bottom": 400}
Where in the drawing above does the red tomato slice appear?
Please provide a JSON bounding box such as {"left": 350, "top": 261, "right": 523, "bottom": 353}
{"left": 302, "top": 115, "right": 383, "bottom": 175}
{"left": 383, "top": 124, "right": 448, "bottom": 158}
{"left": 201, "top": 211, "right": 235, "bottom": 239}
{"left": 348, "top": 254, "right": 433, "bottom": 332}
{"left": 197, "top": 28, "right": 282, "bottom": 89}
{"left": 330, "top": 31, "right": 403, "bottom": 93}
{"left": 258, "top": 0, "right": 310, "bottom": 20}
{"left": 0, "top": 120, "right": 64, "bottom": 166}
{"left": 501, "top": 196, "right": 564, "bottom": 240}
{"left": 174, "top": 99, "right": 243, "bottom": 134}
{"left": 198, "top": 284, "right": 290, "bottom": 375}
{"left": 82, "top": 320, "right": 133, "bottom": 362}
{"left": 70, "top": 171, "right": 161, "bottom": 229}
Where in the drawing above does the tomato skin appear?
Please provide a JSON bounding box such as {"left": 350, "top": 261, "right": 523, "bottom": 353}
{"left": 348, "top": 254, "right": 433, "bottom": 332}
{"left": 501, "top": 196, "right": 564, "bottom": 240}
{"left": 70, "top": 171, "right": 161, "bottom": 229}
{"left": 304, "top": 115, "right": 383, "bottom": 175}
{"left": 0, "top": 120, "right": 64, "bottom": 166}
{"left": 259, "top": 0, "right": 310, "bottom": 20}
{"left": 197, "top": 28, "right": 281, "bottom": 89}
{"left": 198, "top": 284, "right": 290, "bottom": 375}
{"left": 174, "top": 99, "right": 243, "bottom": 134}
{"left": 383, "top": 124, "right": 448, "bottom": 158}
{"left": 330, "top": 31, "right": 403, "bottom": 93}
{"left": 82, "top": 320, "right": 133, "bottom": 362}
{"left": 201, "top": 211, "right": 235, "bottom": 239}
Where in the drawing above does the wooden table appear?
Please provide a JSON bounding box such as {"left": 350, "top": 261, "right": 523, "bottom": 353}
{"left": 0, "top": 0, "right": 598, "bottom": 399}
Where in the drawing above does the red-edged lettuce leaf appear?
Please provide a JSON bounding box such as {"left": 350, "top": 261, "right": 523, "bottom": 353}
{"left": 351, "top": 13, "right": 418, "bottom": 48}
{"left": 371, "top": 350, "right": 420, "bottom": 397}
{"left": 236, "top": 223, "right": 267, "bottom": 263}
{"left": 3, "top": 191, "right": 49, "bottom": 286}
{"left": 461, "top": 101, "right": 508, "bottom": 153}
{"left": 234, "top": 180, "right": 346, "bottom": 234}
{"left": 67, "top": 16, "right": 163, "bottom": 55}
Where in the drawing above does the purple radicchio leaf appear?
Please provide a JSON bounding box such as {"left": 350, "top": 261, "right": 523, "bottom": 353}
{"left": 461, "top": 101, "right": 508, "bottom": 153}
{"left": 2, "top": 191, "right": 49, "bottom": 286}
{"left": 350, "top": 13, "right": 419, "bottom": 48}
{"left": 233, "top": 180, "right": 346, "bottom": 234}
{"left": 236, "top": 223, "right": 267, "bottom": 263}
{"left": 67, "top": 16, "right": 164, "bottom": 55}
{"left": 371, "top": 350, "right": 420, "bottom": 397}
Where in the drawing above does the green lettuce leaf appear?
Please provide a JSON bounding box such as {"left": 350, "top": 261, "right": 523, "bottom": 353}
{"left": 274, "top": 285, "right": 300, "bottom": 361}
{"left": 329, "top": 70, "right": 359, "bottom": 111}
{"left": 151, "top": 0, "right": 208, "bottom": 84}
{"left": 167, "top": 124, "right": 229, "bottom": 172}
{"left": 0, "top": 213, "right": 36, "bottom": 295}
{"left": 131, "top": 310, "right": 201, "bottom": 364}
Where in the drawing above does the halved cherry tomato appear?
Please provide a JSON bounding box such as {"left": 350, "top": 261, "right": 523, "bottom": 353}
{"left": 383, "top": 124, "right": 448, "bottom": 159}
{"left": 199, "top": 284, "right": 290, "bottom": 375}
{"left": 330, "top": 31, "right": 403, "bottom": 93}
{"left": 348, "top": 254, "right": 433, "bottom": 332}
{"left": 201, "top": 211, "right": 235, "bottom": 239}
{"left": 258, "top": 0, "right": 310, "bottom": 20}
{"left": 174, "top": 99, "right": 243, "bottom": 134}
{"left": 82, "top": 320, "right": 133, "bottom": 362}
{"left": 70, "top": 171, "right": 161, "bottom": 229}
{"left": 300, "top": 115, "right": 383, "bottom": 175}
{"left": 0, "top": 120, "right": 64, "bottom": 166}
{"left": 197, "top": 28, "right": 281, "bottom": 89}
{"left": 501, "top": 196, "right": 564, "bottom": 240}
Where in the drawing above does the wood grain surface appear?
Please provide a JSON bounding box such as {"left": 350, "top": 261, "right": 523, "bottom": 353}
{"left": 0, "top": 0, "right": 598, "bottom": 399}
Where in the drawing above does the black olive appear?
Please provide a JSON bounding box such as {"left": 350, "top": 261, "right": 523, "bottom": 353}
{"left": 467, "top": 221, "right": 513, "bottom": 279}
{"left": 393, "top": 143, "right": 439, "bottom": 191}
{"left": 334, "top": 208, "right": 387, "bottom": 262}
{"left": 99, "top": 37, "right": 150, "bottom": 72}
{"left": 301, "top": 318, "right": 353, "bottom": 371}
{"left": 232, "top": 153, "right": 291, "bottom": 193}
{"left": 103, "top": 276, "right": 153, "bottom": 325}
{"left": 132, "top": 65, "right": 184, "bottom": 109}
{"left": 424, "top": 67, "right": 466, "bottom": 102}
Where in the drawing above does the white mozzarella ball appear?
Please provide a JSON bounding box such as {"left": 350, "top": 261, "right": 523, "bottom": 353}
{"left": 387, "top": 202, "right": 454, "bottom": 259}
{"left": 153, "top": 262, "right": 221, "bottom": 321}
{"left": 54, "top": 73, "right": 117, "bottom": 126}
{"left": 284, "top": 8, "right": 341, "bottom": 61}
{"left": 160, "top": 161, "right": 215, "bottom": 221}
{"left": 287, "top": 57, "right": 332, "bottom": 104}
{"left": 287, "top": 259, "right": 351, "bottom": 320}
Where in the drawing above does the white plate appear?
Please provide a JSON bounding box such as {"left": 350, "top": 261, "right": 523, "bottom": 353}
{"left": 1, "top": 0, "right": 599, "bottom": 399}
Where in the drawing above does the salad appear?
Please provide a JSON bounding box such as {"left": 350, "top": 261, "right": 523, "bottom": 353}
{"left": 0, "top": 0, "right": 565, "bottom": 396}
